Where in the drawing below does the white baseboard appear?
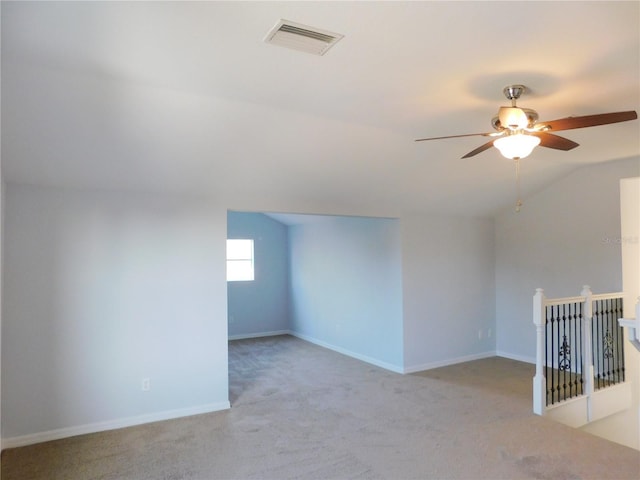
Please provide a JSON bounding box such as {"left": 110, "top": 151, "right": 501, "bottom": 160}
{"left": 2, "top": 401, "right": 231, "bottom": 450}
{"left": 403, "top": 350, "right": 496, "bottom": 374}
{"left": 228, "top": 330, "right": 291, "bottom": 341}
{"left": 289, "top": 331, "right": 405, "bottom": 374}
{"left": 496, "top": 350, "right": 536, "bottom": 364}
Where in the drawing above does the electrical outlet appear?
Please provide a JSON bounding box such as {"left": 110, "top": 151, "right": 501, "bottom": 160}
{"left": 488, "top": 328, "right": 492, "bottom": 338}
{"left": 478, "top": 329, "right": 483, "bottom": 340}
{"left": 141, "top": 378, "right": 150, "bottom": 391}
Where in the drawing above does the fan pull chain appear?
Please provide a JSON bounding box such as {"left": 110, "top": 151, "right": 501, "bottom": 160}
{"left": 514, "top": 158, "right": 523, "bottom": 212}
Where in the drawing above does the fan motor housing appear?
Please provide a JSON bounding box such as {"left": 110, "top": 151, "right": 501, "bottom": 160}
{"left": 492, "top": 108, "right": 539, "bottom": 131}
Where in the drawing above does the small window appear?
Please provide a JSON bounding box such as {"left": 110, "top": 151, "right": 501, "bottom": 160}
{"left": 226, "top": 239, "right": 254, "bottom": 281}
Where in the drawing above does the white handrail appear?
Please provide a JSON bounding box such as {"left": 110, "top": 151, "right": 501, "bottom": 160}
{"left": 592, "top": 292, "right": 625, "bottom": 301}
{"left": 543, "top": 296, "right": 586, "bottom": 307}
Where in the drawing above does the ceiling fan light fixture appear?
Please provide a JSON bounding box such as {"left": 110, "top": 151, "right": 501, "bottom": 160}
{"left": 498, "top": 107, "right": 529, "bottom": 129}
{"left": 494, "top": 133, "right": 541, "bottom": 160}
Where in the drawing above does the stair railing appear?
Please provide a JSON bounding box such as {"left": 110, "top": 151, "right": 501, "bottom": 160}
{"left": 533, "top": 285, "right": 625, "bottom": 416}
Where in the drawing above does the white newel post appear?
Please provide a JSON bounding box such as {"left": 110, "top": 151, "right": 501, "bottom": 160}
{"left": 533, "top": 288, "right": 546, "bottom": 415}
{"left": 581, "top": 285, "right": 594, "bottom": 421}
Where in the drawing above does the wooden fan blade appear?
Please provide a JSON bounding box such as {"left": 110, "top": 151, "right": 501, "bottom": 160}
{"left": 461, "top": 140, "right": 495, "bottom": 158}
{"left": 536, "top": 111, "right": 637, "bottom": 132}
{"left": 415, "top": 132, "right": 493, "bottom": 142}
{"left": 530, "top": 132, "right": 579, "bottom": 151}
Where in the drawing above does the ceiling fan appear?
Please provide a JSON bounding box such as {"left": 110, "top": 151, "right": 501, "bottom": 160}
{"left": 415, "top": 85, "right": 637, "bottom": 160}
{"left": 415, "top": 85, "right": 637, "bottom": 211}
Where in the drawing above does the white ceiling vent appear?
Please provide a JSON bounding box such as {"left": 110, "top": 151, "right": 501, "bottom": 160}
{"left": 264, "top": 19, "right": 343, "bottom": 56}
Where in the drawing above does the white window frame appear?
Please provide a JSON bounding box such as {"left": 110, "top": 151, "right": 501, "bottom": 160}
{"left": 226, "top": 239, "right": 254, "bottom": 281}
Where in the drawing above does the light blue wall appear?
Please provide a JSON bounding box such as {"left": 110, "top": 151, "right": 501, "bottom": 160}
{"left": 288, "top": 216, "right": 403, "bottom": 370}
{"left": 227, "top": 212, "right": 290, "bottom": 337}
{"left": 2, "top": 185, "right": 229, "bottom": 440}
{"left": 401, "top": 215, "right": 496, "bottom": 371}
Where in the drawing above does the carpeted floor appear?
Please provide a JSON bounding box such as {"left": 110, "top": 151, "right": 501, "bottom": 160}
{"left": 2, "top": 334, "right": 639, "bottom": 479}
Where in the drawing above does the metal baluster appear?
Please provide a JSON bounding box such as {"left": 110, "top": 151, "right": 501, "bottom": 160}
{"left": 545, "top": 306, "right": 549, "bottom": 405}
{"left": 604, "top": 300, "right": 608, "bottom": 385}
{"left": 561, "top": 305, "right": 565, "bottom": 399}
{"left": 598, "top": 300, "right": 604, "bottom": 389}
{"left": 593, "top": 300, "right": 602, "bottom": 390}
{"left": 566, "top": 304, "right": 570, "bottom": 399}
{"left": 611, "top": 299, "right": 616, "bottom": 384}
{"left": 601, "top": 299, "right": 605, "bottom": 389}
{"left": 609, "top": 299, "right": 614, "bottom": 385}
{"left": 592, "top": 300, "right": 598, "bottom": 390}
{"left": 553, "top": 305, "right": 560, "bottom": 402}
{"left": 619, "top": 298, "right": 625, "bottom": 383}
{"left": 552, "top": 305, "right": 556, "bottom": 404}
{"left": 558, "top": 304, "right": 567, "bottom": 400}
{"left": 620, "top": 298, "right": 626, "bottom": 382}
{"left": 572, "top": 303, "right": 580, "bottom": 396}
{"left": 619, "top": 297, "right": 623, "bottom": 383}
{"left": 573, "top": 303, "right": 580, "bottom": 396}
{"left": 612, "top": 299, "right": 616, "bottom": 385}
{"left": 602, "top": 299, "right": 613, "bottom": 387}
{"left": 615, "top": 298, "right": 623, "bottom": 384}
{"left": 570, "top": 303, "right": 574, "bottom": 398}
{"left": 576, "top": 303, "right": 584, "bottom": 395}
{"left": 614, "top": 298, "right": 620, "bottom": 384}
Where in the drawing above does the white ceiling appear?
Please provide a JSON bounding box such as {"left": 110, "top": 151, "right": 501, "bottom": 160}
{"left": 2, "top": 1, "right": 639, "bottom": 217}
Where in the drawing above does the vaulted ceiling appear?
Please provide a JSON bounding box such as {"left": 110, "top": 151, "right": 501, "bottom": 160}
{"left": 2, "top": 1, "right": 639, "bottom": 216}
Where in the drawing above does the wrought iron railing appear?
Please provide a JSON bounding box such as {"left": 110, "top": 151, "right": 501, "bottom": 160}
{"left": 545, "top": 299, "right": 585, "bottom": 405}
{"left": 533, "top": 286, "right": 625, "bottom": 414}
{"left": 592, "top": 296, "right": 625, "bottom": 389}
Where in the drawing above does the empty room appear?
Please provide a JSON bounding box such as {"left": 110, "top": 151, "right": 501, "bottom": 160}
{"left": 1, "top": 2, "right": 639, "bottom": 479}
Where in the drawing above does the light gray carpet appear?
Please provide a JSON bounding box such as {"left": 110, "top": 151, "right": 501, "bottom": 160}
{"left": 2, "top": 334, "right": 639, "bottom": 479}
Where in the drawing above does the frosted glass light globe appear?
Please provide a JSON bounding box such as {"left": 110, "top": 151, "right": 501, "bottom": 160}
{"left": 494, "top": 134, "right": 541, "bottom": 159}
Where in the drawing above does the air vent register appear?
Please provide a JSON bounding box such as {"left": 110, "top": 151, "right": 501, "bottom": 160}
{"left": 264, "top": 19, "right": 343, "bottom": 56}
